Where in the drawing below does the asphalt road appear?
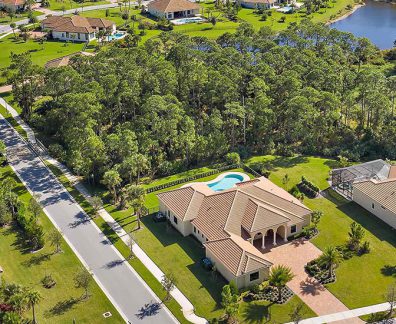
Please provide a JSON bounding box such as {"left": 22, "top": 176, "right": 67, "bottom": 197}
{"left": 0, "top": 115, "right": 178, "bottom": 324}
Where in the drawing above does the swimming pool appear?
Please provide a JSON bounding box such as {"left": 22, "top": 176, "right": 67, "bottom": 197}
{"left": 171, "top": 17, "right": 206, "bottom": 25}
{"left": 208, "top": 174, "right": 245, "bottom": 192}
{"left": 106, "top": 32, "right": 126, "bottom": 41}
{"left": 277, "top": 6, "right": 293, "bottom": 13}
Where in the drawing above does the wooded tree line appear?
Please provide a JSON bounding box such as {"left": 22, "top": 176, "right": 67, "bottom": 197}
{"left": 8, "top": 20, "right": 396, "bottom": 186}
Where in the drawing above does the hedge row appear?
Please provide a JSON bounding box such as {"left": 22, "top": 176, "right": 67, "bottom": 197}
{"left": 146, "top": 163, "right": 242, "bottom": 193}
{"left": 297, "top": 176, "right": 320, "bottom": 198}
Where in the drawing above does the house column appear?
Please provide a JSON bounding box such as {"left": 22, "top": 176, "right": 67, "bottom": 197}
{"left": 284, "top": 226, "right": 288, "bottom": 242}
{"left": 261, "top": 234, "right": 265, "bottom": 249}
{"left": 272, "top": 229, "right": 277, "bottom": 246}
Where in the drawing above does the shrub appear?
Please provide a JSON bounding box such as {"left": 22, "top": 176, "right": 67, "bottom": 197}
{"left": 42, "top": 274, "right": 56, "bottom": 288}
{"left": 225, "top": 152, "right": 241, "bottom": 165}
{"left": 359, "top": 241, "right": 371, "bottom": 255}
{"left": 49, "top": 143, "right": 66, "bottom": 162}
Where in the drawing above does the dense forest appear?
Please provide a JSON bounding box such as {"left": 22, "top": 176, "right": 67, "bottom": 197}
{"left": 8, "top": 20, "right": 396, "bottom": 185}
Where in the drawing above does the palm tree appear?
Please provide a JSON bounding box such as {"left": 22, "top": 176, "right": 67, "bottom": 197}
{"left": 26, "top": 290, "right": 42, "bottom": 324}
{"left": 269, "top": 265, "right": 294, "bottom": 302}
{"left": 320, "top": 246, "right": 342, "bottom": 278}
{"left": 123, "top": 184, "right": 146, "bottom": 230}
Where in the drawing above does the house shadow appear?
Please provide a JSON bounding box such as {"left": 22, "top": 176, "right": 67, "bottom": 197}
{"left": 241, "top": 301, "right": 273, "bottom": 324}
{"left": 141, "top": 215, "right": 226, "bottom": 308}
{"left": 324, "top": 189, "right": 396, "bottom": 248}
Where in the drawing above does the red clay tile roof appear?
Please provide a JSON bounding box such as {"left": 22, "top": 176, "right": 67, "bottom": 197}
{"left": 204, "top": 235, "right": 271, "bottom": 276}
{"left": 0, "top": 0, "right": 25, "bottom": 6}
{"left": 148, "top": 0, "right": 200, "bottom": 12}
{"left": 157, "top": 186, "right": 195, "bottom": 220}
{"left": 42, "top": 16, "right": 114, "bottom": 33}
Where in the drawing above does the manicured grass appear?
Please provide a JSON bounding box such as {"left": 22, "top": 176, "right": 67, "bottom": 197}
{"left": 0, "top": 105, "right": 28, "bottom": 139}
{"left": 47, "top": 0, "right": 109, "bottom": 11}
{"left": 0, "top": 164, "right": 123, "bottom": 323}
{"left": 245, "top": 155, "right": 335, "bottom": 190}
{"left": 0, "top": 35, "right": 85, "bottom": 71}
{"left": 0, "top": 10, "right": 41, "bottom": 25}
{"left": 246, "top": 155, "right": 396, "bottom": 309}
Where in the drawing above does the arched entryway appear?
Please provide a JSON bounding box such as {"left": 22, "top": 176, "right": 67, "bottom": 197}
{"left": 276, "top": 225, "right": 288, "bottom": 242}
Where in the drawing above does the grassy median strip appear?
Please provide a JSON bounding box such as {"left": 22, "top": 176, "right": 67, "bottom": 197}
{"left": 0, "top": 106, "right": 28, "bottom": 139}
{"left": 44, "top": 161, "right": 191, "bottom": 324}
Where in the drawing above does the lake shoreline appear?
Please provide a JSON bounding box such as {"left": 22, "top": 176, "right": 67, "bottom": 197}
{"left": 326, "top": 2, "right": 366, "bottom": 25}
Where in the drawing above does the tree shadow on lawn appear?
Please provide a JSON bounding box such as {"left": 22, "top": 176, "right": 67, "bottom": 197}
{"left": 381, "top": 265, "right": 396, "bottom": 277}
{"left": 45, "top": 296, "right": 81, "bottom": 317}
{"left": 141, "top": 215, "right": 226, "bottom": 308}
{"left": 247, "top": 155, "right": 309, "bottom": 172}
{"left": 21, "top": 251, "right": 52, "bottom": 267}
{"left": 241, "top": 302, "right": 274, "bottom": 324}
{"left": 6, "top": 223, "right": 35, "bottom": 255}
{"left": 325, "top": 189, "right": 396, "bottom": 248}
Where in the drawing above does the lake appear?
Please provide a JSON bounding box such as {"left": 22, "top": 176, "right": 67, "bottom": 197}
{"left": 331, "top": 0, "right": 396, "bottom": 50}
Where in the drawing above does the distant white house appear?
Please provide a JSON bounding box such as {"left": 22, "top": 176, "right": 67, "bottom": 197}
{"left": 41, "top": 15, "right": 116, "bottom": 42}
{"left": 331, "top": 159, "right": 396, "bottom": 230}
{"left": 239, "top": 0, "right": 276, "bottom": 9}
{"left": 147, "top": 0, "right": 200, "bottom": 20}
{"left": 0, "top": 0, "right": 26, "bottom": 11}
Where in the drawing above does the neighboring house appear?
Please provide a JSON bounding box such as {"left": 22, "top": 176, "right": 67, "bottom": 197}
{"left": 239, "top": 0, "right": 276, "bottom": 9}
{"left": 157, "top": 176, "right": 312, "bottom": 288}
{"left": 0, "top": 0, "right": 25, "bottom": 11}
{"left": 331, "top": 159, "right": 396, "bottom": 229}
{"left": 147, "top": 0, "right": 200, "bottom": 20}
{"left": 41, "top": 15, "right": 116, "bottom": 42}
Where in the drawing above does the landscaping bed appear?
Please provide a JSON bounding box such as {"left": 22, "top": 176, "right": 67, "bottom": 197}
{"left": 247, "top": 285, "right": 294, "bottom": 304}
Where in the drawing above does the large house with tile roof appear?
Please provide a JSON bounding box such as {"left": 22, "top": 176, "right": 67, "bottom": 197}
{"left": 157, "top": 176, "right": 312, "bottom": 288}
{"left": 41, "top": 16, "right": 116, "bottom": 42}
{"left": 0, "top": 0, "right": 25, "bottom": 11}
{"left": 331, "top": 159, "right": 396, "bottom": 229}
{"left": 147, "top": 0, "right": 200, "bottom": 20}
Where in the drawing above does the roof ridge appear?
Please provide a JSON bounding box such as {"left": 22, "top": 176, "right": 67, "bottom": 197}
{"left": 252, "top": 183, "right": 312, "bottom": 212}
{"left": 239, "top": 190, "right": 305, "bottom": 221}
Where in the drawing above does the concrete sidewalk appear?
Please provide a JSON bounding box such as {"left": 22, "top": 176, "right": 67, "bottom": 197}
{"left": 286, "top": 302, "right": 392, "bottom": 324}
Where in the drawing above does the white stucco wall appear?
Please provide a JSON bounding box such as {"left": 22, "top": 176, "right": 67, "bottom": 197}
{"left": 206, "top": 249, "right": 269, "bottom": 289}
{"left": 159, "top": 201, "right": 192, "bottom": 236}
{"left": 353, "top": 187, "right": 396, "bottom": 229}
{"left": 51, "top": 31, "right": 94, "bottom": 42}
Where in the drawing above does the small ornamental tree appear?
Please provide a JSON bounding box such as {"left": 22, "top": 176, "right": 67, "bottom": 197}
{"left": 221, "top": 284, "right": 239, "bottom": 322}
{"left": 311, "top": 210, "right": 323, "bottom": 230}
{"left": 48, "top": 229, "right": 62, "bottom": 253}
{"left": 161, "top": 273, "right": 176, "bottom": 302}
{"left": 74, "top": 268, "right": 92, "bottom": 300}
{"left": 348, "top": 222, "right": 365, "bottom": 251}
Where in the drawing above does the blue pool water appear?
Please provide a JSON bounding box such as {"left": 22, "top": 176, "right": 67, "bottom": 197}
{"left": 208, "top": 174, "right": 244, "bottom": 192}
{"left": 106, "top": 32, "right": 126, "bottom": 41}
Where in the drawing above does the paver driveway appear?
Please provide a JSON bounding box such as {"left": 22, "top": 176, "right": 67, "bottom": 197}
{"left": 263, "top": 238, "right": 363, "bottom": 324}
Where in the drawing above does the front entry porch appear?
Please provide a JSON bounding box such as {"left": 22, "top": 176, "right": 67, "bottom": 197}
{"left": 251, "top": 225, "right": 288, "bottom": 250}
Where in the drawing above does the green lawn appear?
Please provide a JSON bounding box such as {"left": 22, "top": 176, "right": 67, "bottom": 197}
{"left": 0, "top": 10, "right": 41, "bottom": 25}
{"left": 47, "top": 0, "right": 110, "bottom": 11}
{"left": 245, "top": 155, "right": 396, "bottom": 309}
{"left": 0, "top": 164, "right": 123, "bottom": 323}
{"left": 0, "top": 35, "right": 85, "bottom": 70}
